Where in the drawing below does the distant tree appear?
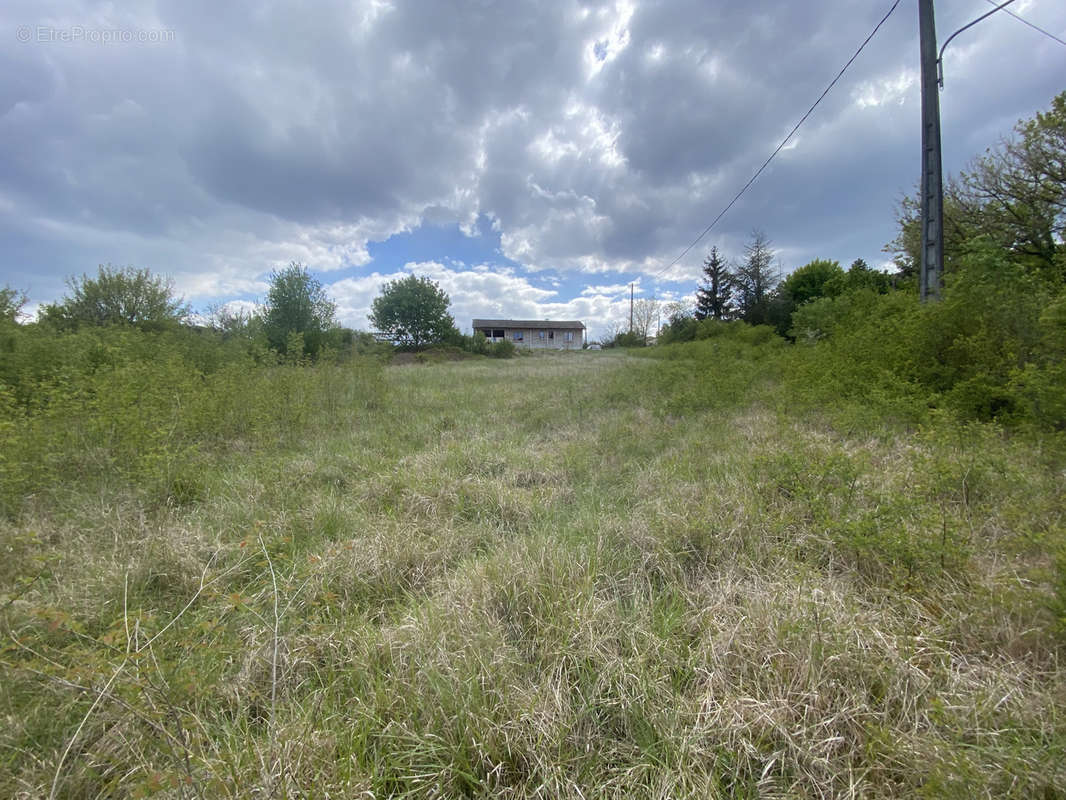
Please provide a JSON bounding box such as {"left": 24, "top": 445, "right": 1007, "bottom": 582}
{"left": 733, "top": 231, "right": 781, "bottom": 325}
{"left": 369, "top": 274, "right": 457, "bottom": 349}
{"left": 263, "top": 262, "right": 337, "bottom": 359}
{"left": 0, "top": 286, "right": 28, "bottom": 324}
{"left": 39, "top": 265, "right": 189, "bottom": 330}
{"left": 661, "top": 300, "right": 691, "bottom": 323}
{"left": 606, "top": 330, "right": 644, "bottom": 348}
{"left": 841, "top": 258, "right": 892, "bottom": 293}
{"left": 779, "top": 259, "right": 845, "bottom": 306}
{"left": 204, "top": 301, "right": 256, "bottom": 335}
{"left": 597, "top": 318, "right": 627, "bottom": 346}
{"left": 695, "top": 247, "right": 733, "bottom": 320}
{"left": 632, "top": 297, "right": 660, "bottom": 344}
{"left": 770, "top": 258, "right": 845, "bottom": 337}
{"left": 658, "top": 302, "right": 698, "bottom": 344}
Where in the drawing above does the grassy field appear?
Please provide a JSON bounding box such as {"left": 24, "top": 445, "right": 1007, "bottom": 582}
{"left": 2, "top": 347, "right": 1065, "bottom": 798}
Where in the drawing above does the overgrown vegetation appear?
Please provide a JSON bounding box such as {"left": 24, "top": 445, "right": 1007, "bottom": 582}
{"left": 2, "top": 334, "right": 1064, "bottom": 797}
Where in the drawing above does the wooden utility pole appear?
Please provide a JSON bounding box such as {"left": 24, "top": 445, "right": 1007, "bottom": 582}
{"left": 629, "top": 283, "right": 634, "bottom": 332}
{"left": 918, "top": 0, "right": 944, "bottom": 302}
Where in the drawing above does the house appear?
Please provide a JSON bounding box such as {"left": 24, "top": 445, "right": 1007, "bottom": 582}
{"left": 472, "top": 319, "right": 586, "bottom": 350}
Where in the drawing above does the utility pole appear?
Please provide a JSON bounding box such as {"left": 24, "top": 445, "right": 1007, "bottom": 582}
{"left": 629, "top": 283, "right": 634, "bottom": 333}
{"left": 918, "top": 0, "right": 944, "bottom": 302}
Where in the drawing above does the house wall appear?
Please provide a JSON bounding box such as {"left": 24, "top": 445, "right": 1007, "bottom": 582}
{"left": 479, "top": 327, "right": 583, "bottom": 350}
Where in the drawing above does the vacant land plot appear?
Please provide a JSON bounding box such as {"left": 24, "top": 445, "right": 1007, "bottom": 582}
{"left": 2, "top": 349, "right": 1064, "bottom": 798}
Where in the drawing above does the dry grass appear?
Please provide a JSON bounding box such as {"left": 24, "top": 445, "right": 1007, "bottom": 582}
{"left": 2, "top": 350, "right": 1064, "bottom": 798}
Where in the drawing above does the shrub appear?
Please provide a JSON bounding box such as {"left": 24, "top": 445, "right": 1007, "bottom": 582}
{"left": 784, "top": 241, "right": 1064, "bottom": 426}
{"left": 488, "top": 339, "right": 516, "bottom": 358}
{"left": 38, "top": 265, "right": 190, "bottom": 330}
{"left": 0, "top": 323, "right": 385, "bottom": 516}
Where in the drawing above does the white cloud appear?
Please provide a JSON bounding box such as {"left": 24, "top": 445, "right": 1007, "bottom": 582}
{"left": 325, "top": 261, "right": 642, "bottom": 338}
{"left": 853, "top": 69, "right": 917, "bottom": 110}
{"left": 581, "top": 282, "right": 632, "bottom": 297}
{"left": 0, "top": 0, "right": 1061, "bottom": 315}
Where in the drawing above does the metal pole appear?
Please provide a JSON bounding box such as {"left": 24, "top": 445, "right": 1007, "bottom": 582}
{"left": 919, "top": 0, "right": 944, "bottom": 302}
{"left": 629, "top": 283, "right": 634, "bottom": 332}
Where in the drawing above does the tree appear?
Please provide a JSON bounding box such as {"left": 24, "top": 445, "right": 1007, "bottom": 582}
{"left": 770, "top": 258, "right": 845, "bottom": 337}
{"left": 841, "top": 258, "right": 892, "bottom": 294}
{"left": 779, "top": 259, "right": 845, "bottom": 306}
{"left": 658, "top": 302, "right": 698, "bottom": 344}
{"left": 888, "top": 91, "right": 1066, "bottom": 283}
{"left": 369, "top": 274, "right": 456, "bottom": 349}
{"left": 204, "top": 301, "right": 260, "bottom": 339}
{"left": 632, "top": 297, "right": 660, "bottom": 344}
{"left": 733, "top": 230, "right": 781, "bottom": 325}
{"left": 598, "top": 318, "right": 628, "bottom": 346}
{"left": 0, "top": 286, "right": 27, "bottom": 325}
{"left": 606, "top": 330, "right": 644, "bottom": 348}
{"left": 39, "top": 265, "right": 189, "bottom": 330}
{"left": 955, "top": 91, "right": 1064, "bottom": 276}
{"left": 263, "top": 262, "right": 337, "bottom": 359}
{"left": 695, "top": 247, "right": 733, "bottom": 320}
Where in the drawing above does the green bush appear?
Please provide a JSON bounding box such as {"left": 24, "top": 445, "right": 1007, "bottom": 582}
{"left": 657, "top": 316, "right": 699, "bottom": 344}
{"left": 0, "top": 323, "right": 385, "bottom": 516}
{"left": 604, "top": 331, "right": 645, "bottom": 348}
{"left": 1010, "top": 294, "right": 1066, "bottom": 429}
{"left": 488, "top": 339, "right": 516, "bottom": 358}
{"left": 784, "top": 242, "right": 1064, "bottom": 427}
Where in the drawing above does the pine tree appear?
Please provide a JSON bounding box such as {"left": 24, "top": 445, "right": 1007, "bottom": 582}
{"left": 695, "top": 247, "right": 733, "bottom": 320}
{"left": 734, "top": 230, "right": 780, "bottom": 325}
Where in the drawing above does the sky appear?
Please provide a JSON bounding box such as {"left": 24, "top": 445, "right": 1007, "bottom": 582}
{"left": 1, "top": 0, "right": 1063, "bottom": 340}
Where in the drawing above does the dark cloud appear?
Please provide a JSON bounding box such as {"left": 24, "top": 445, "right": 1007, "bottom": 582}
{"left": 0, "top": 0, "right": 1062, "bottom": 326}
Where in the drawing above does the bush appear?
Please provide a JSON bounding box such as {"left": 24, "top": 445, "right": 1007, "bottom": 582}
{"left": 657, "top": 316, "right": 699, "bottom": 345}
{"left": 780, "top": 240, "right": 1066, "bottom": 426}
{"left": 1010, "top": 294, "right": 1066, "bottom": 429}
{"left": 38, "top": 265, "right": 190, "bottom": 331}
{"left": 451, "top": 333, "right": 515, "bottom": 359}
{"left": 0, "top": 322, "right": 385, "bottom": 516}
{"left": 488, "top": 339, "right": 516, "bottom": 358}
{"left": 604, "top": 331, "right": 645, "bottom": 348}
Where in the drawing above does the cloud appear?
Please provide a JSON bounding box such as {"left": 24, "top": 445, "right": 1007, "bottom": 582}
{"left": 581, "top": 282, "right": 632, "bottom": 297}
{"left": 0, "top": 0, "right": 1062, "bottom": 337}
{"left": 327, "top": 260, "right": 634, "bottom": 339}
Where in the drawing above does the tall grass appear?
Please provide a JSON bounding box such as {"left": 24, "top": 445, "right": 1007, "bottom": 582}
{"left": 1, "top": 343, "right": 1064, "bottom": 797}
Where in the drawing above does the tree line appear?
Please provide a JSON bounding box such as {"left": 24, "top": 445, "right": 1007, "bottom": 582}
{"left": 652, "top": 90, "right": 1065, "bottom": 427}
{"left": 2, "top": 261, "right": 509, "bottom": 370}
{"left": 655, "top": 232, "right": 894, "bottom": 343}
{"left": 648, "top": 90, "right": 1064, "bottom": 355}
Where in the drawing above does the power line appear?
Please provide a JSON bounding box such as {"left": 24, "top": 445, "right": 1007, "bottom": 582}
{"left": 652, "top": 0, "right": 904, "bottom": 278}
{"left": 985, "top": 0, "right": 1066, "bottom": 49}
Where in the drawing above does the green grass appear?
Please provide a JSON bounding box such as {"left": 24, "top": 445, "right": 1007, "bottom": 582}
{"left": 2, "top": 348, "right": 1065, "bottom": 798}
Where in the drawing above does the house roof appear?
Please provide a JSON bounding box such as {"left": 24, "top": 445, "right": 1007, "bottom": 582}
{"left": 472, "top": 319, "right": 585, "bottom": 330}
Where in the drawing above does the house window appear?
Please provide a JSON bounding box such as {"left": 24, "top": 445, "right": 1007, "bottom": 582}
{"left": 492, "top": 329, "right": 504, "bottom": 339}
{"left": 565, "top": 331, "right": 574, "bottom": 342}
{"left": 513, "top": 331, "right": 523, "bottom": 341}
{"left": 548, "top": 330, "right": 554, "bottom": 340}
{"left": 538, "top": 330, "right": 546, "bottom": 339}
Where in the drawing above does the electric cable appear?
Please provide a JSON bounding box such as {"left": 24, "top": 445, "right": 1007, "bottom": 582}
{"left": 651, "top": 0, "right": 905, "bottom": 278}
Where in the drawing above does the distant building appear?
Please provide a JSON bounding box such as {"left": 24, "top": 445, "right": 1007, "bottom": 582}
{"left": 472, "top": 319, "right": 585, "bottom": 350}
